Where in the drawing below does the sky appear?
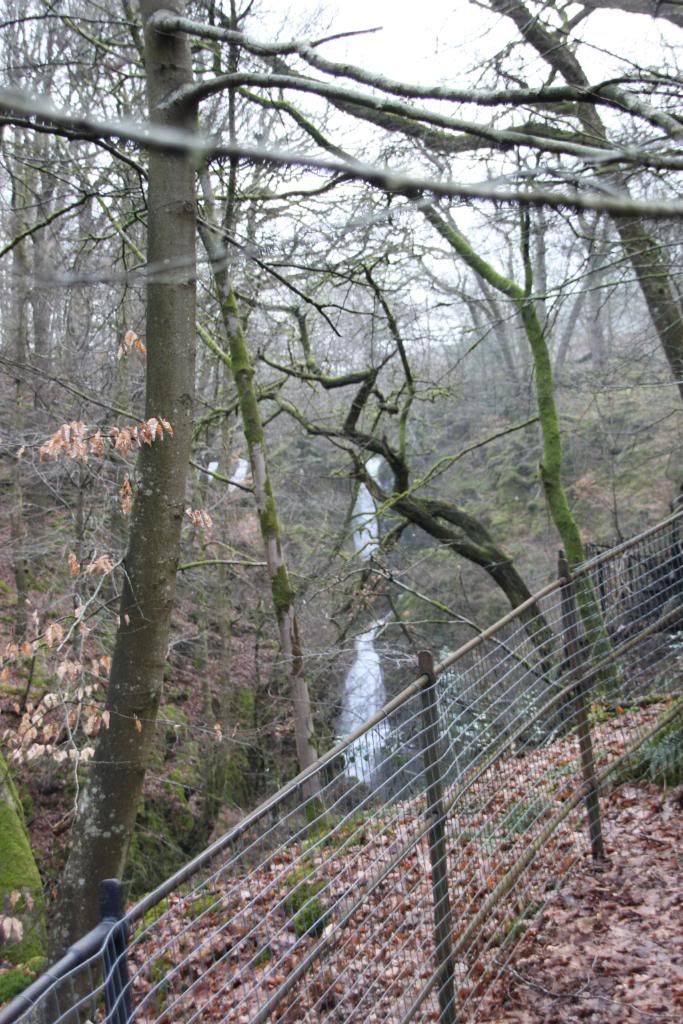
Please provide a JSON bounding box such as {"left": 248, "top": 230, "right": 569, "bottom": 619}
{"left": 260, "top": 0, "right": 682, "bottom": 85}
{"left": 239, "top": 0, "right": 683, "bottom": 281}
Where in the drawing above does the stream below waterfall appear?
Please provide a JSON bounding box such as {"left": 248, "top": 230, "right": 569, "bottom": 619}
{"left": 337, "top": 456, "right": 389, "bottom": 781}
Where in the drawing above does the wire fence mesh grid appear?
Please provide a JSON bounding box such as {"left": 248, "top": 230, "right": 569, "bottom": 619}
{"left": 2, "top": 511, "right": 682, "bottom": 1024}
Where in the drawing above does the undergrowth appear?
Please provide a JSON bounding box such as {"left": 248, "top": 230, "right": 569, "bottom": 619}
{"left": 617, "top": 711, "right": 683, "bottom": 787}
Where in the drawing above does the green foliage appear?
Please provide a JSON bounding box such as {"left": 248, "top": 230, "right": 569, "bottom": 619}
{"left": 304, "top": 798, "right": 325, "bottom": 826}
{"left": 189, "top": 892, "right": 217, "bottom": 917}
{"left": 140, "top": 899, "right": 170, "bottom": 932}
{"left": 284, "top": 875, "right": 328, "bottom": 938}
{"left": 499, "top": 797, "right": 546, "bottom": 835}
{"left": 0, "top": 966, "right": 36, "bottom": 1003}
{"left": 618, "top": 713, "right": 683, "bottom": 787}
{"left": 148, "top": 955, "right": 175, "bottom": 1013}
{"left": 283, "top": 812, "right": 373, "bottom": 937}
{"left": 253, "top": 945, "right": 272, "bottom": 967}
{"left": 499, "top": 901, "right": 543, "bottom": 946}
{"left": 301, "top": 808, "right": 369, "bottom": 854}
{"left": 235, "top": 687, "right": 255, "bottom": 725}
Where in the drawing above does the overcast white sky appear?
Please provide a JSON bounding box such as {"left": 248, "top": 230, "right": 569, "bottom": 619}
{"left": 262, "top": 1, "right": 682, "bottom": 85}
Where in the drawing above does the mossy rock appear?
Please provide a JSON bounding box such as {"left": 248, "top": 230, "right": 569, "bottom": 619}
{"left": 147, "top": 955, "right": 175, "bottom": 1013}
{"left": 0, "top": 753, "right": 46, "bottom": 965}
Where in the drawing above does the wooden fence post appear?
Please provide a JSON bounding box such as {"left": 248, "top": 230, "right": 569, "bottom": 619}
{"left": 417, "top": 650, "right": 457, "bottom": 1024}
{"left": 558, "top": 554, "right": 605, "bottom": 861}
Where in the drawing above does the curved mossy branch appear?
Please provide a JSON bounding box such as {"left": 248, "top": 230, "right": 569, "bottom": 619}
{"left": 276, "top": 395, "right": 553, "bottom": 660}
{"left": 422, "top": 202, "right": 614, "bottom": 681}
{"left": 377, "top": 487, "right": 555, "bottom": 662}
{"left": 423, "top": 203, "right": 587, "bottom": 565}
{"left": 259, "top": 353, "right": 376, "bottom": 390}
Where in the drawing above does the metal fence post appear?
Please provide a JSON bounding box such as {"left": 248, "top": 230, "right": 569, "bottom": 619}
{"left": 99, "top": 879, "right": 133, "bottom": 1024}
{"left": 417, "top": 650, "right": 457, "bottom": 1024}
{"left": 558, "top": 554, "right": 605, "bottom": 861}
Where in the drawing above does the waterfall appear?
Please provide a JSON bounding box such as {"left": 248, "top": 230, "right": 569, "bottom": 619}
{"left": 205, "top": 456, "right": 249, "bottom": 490}
{"left": 227, "top": 457, "right": 249, "bottom": 491}
{"left": 338, "top": 456, "right": 389, "bottom": 781}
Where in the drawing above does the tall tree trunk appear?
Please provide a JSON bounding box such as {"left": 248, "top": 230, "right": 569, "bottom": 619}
{"left": 9, "top": 176, "right": 30, "bottom": 642}
{"left": 50, "top": 0, "right": 197, "bottom": 954}
{"left": 198, "top": 189, "right": 318, "bottom": 794}
{"left": 423, "top": 203, "right": 615, "bottom": 685}
{"left": 224, "top": 292, "right": 319, "bottom": 793}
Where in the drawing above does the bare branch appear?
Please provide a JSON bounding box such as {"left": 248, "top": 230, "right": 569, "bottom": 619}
{"left": 147, "top": 10, "right": 381, "bottom": 55}
{"left": 170, "top": 71, "right": 683, "bottom": 173}
{"left": 2, "top": 88, "right": 683, "bottom": 217}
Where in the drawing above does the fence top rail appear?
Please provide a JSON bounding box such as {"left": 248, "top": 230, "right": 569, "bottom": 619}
{"left": 574, "top": 507, "right": 683, "bottom": 577}
{"left": 125, "top": 507, "right": 683, "bottom": 926}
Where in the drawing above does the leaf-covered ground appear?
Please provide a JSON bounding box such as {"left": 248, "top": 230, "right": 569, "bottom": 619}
{"left": 478, "top": 781, "right": 683, "bottom": 1023}
{"left": 116, "top": 704, "right": 682, "bottom": 1024}
{"left": 2, "top": 705, "right": 681, "bottom": 1023}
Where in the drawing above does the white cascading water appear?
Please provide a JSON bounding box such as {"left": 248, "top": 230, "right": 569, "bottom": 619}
{"left": 338, "top": 456, "right": 388, "bottom": 781}
{"left": 227, "top": 457, "right": 249, "bottom": 491}
{"left": 206, "top": 456, "right": 249, "bottom": 490}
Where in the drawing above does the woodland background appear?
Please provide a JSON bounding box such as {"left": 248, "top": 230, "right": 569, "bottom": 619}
{"left": 0, "top": 0, "right": 682, "bottom": 986}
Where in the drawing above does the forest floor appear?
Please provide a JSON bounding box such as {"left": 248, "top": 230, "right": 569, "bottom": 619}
{"left": 112, "top": 704, "right": 683, "bottom": 1024}
{"left": 478, "top": 780, "right": 683, "bottom": 1023}
{"left": 2, "top": 706, "right": 681, "bottom": 1023}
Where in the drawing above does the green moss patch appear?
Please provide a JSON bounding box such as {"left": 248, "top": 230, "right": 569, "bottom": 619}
{"left": 284, "top": 869, "right": 328, "bottom": 938}
{"left": 0, "top": 754, "right": 46, "bottom": 964}
{"left": 0, "top": 966, "right": 36, "bottom": 1004}
{"left": 616, "top": 710, "right": 683, "bottom": 788}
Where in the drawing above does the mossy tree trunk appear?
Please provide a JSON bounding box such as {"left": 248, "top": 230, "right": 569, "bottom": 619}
{"left": 9, "top": 168, "right": 30, "bottom": 643}
{"left": 50, "top": 0, "right": 198, "bottom": 955}
{"left": 199, "top": 191, "right": 318, "bottom": 795}
{"left": 226, "top": 300, "right": 319, "bottom": 790}
{"left": 423, "top": 204, "right": 586, "bottom": 565}
{"left": 423, "top": 204, "right": 612, "bottom": 671}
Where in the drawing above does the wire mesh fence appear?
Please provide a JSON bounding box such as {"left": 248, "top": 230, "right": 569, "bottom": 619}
{"left": 2, "top": 512, "right": 682, "bottom": 1024}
